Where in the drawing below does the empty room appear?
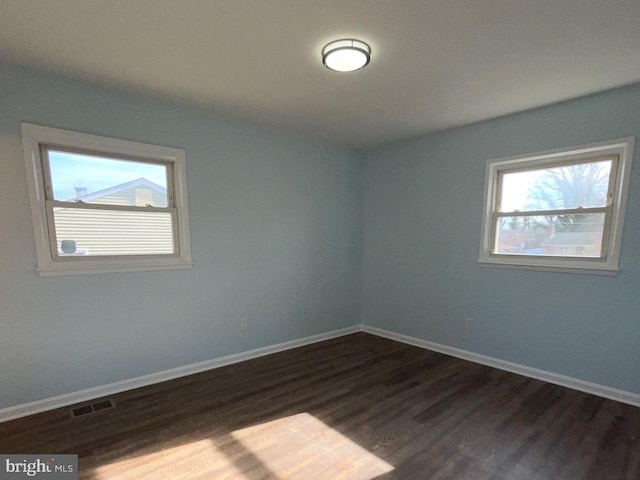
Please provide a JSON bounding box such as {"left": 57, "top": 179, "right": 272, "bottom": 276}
{"left": 1, "top": 1, "right": 640, "bottom": 479}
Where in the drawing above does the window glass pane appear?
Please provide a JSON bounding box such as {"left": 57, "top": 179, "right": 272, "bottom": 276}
{"left": 53, "top": 208, "right": 174, "bottom": 256}
{"left": 494, "top": 213, "right": 605, "bottom": 257}
{"left": 499, "top": 160, "right": 612, "bottom": 212}
{"left": 48, "top": 149, "right": 168, "bottom": 207}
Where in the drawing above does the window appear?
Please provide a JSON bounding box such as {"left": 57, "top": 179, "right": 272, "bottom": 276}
{"left": 22, "top": 123, "right": 192, "bottom": 276}
{"left": 479, "top": 138, "right": 634, "bottom": 275}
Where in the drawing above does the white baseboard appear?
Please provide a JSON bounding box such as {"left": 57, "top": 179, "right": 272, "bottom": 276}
{"left": 0, "top": 325, "right": 363, "bottom": 423}
{"left": 362, "top": 325, "right": 640, "bottom": 407}
{"left": 4, "top": 323, "right": 637, "bottom": 423}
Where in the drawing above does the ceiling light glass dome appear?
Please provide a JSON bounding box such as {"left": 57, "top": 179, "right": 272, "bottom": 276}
{"left": 322, "top": 39, "right": 371, "bottom": 72}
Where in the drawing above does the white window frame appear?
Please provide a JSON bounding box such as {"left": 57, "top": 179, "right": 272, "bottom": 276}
{"left": 478, "top": 138, "right": 634, "bottom": 276}
{"left": 22, "top": 123, "right": 193, "bottom": 276}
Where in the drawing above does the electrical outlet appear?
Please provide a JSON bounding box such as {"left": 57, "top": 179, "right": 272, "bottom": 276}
{"left": 464, "top": 317, "right": 474, "bottom": 331}
{"left": 240, "top": 317, "right": 248, "bottom": 331}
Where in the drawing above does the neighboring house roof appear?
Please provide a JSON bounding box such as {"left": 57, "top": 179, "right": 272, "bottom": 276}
{"left": 541, "top": 232, "right": 602, "bottom": 247}
{"left": 68, "top": 177, "right": 166, "bottom": 202}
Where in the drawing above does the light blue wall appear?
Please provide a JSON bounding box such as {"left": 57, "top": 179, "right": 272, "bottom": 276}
{"left": 0, "top": 64, "right": 363, "bottom": 409}
{"left": 3, "top": 62, "right": 638, "bottom": 411}
{"left": 362, "top": 84, "right": 640, "bottom": 394}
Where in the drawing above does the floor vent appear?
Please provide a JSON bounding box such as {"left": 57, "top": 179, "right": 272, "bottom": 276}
{"left": 70, "top": 399, "right": 116, "bottom": 418}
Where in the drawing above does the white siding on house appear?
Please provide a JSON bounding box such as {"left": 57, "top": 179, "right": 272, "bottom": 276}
{"left": 54, "top": 208, "right": 174, "bottom": 255}
{"left": 55, "top": 183, "right": 173, "bottom": 256}
{"left": 88, "top": 187, "right": 168, "bottom": 207}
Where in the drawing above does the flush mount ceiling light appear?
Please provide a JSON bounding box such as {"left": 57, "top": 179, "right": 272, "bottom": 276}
{"left": 322, "top": 39, "right": 371, "bottom": 72}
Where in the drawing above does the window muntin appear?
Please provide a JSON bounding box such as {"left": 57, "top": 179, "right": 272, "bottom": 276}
{"left": 22, "top": 123, "right": 192, "bottom": 276}
{"left": 479, "top": 138, "right": 634, "bottom": 275}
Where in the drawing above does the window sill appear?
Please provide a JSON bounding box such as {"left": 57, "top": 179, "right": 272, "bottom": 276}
{"left": 476, "top": 259, "right": 619, "bottom": 276}
{"left": 36, "top": 260, "right": 193, "bottom": 277}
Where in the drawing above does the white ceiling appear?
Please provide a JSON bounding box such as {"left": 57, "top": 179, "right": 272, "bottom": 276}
{"left": 2, "top": 0, "right": 640, "bottom": 149}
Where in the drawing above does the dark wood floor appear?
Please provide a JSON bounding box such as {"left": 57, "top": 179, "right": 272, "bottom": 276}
{"left": 1, "top": 333, "right": 639, "bottom": 479}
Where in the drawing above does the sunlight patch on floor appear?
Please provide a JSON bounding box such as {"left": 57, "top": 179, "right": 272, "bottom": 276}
{"left": 93, "top": 413, "right": 393, "bottom": 479}
{"left": 230, "top": 413, "right": 394, "bottom": 480}
{"left": 92, "top": 438, "right": 246, "bottom": 479}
